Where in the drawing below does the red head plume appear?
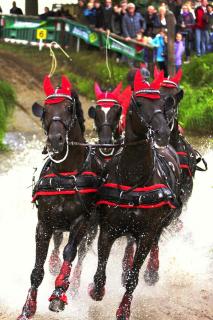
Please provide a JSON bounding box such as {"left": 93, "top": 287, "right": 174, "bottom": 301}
{"left": 43, "top": 75, "right": 55, "bottom": 96}
{"left": 154, "top": 65, "right": 163, "bottom": 79}
{"left": 61, "top": 75, "right": 72, "bottom": 94}
{"left": 151, "top": 69, "right": 164, "bottom": 89}
{"left": 94, "top": 82, "right": 103, "bottom": 100}
{"left": 171, "top": 68, "right": 182, "bottom": 84}
{"left": 118, "top": 85, "right": 132, "bottom": 132}
{"left": 133, "top": 69, "right": 162, "bottom": 99}
{"left": 112, "top": 82, "right": 122, "bottom": 98}
{"left": 161, "top": 69, "right": 183, "bottom": 88}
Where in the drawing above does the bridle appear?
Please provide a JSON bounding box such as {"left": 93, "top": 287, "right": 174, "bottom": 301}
{"left": 131, "top": 95, "right": 165, "bottom": 139}
{"left": 42, "top": 98, "right": 77, "bottom": 164}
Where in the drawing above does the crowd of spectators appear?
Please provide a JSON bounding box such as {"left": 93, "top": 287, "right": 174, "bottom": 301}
{"left": 75, "top": 0, "right": 213, "bottom": 70}
{"left": 1, "top": 0, "right": 212, "bottom": 71}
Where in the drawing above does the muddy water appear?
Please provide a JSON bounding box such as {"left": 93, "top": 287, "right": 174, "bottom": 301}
{"left": 0, "top": 131, "right": 212, "bottom": 320}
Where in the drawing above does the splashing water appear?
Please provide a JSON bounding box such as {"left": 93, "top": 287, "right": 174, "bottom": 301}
{"left": 0, "top": 133, "right": 212, "bottom": 320}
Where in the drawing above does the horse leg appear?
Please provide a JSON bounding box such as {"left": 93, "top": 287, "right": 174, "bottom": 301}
{"left": 88, "top": 228, "right": 115, "bottom": 301}
{"left": 116, "top": 235, "right": 155, "bottom": 320}
{"left": 144, "top": 240, "right": 160, "bottom": 286}
{"left": 49, "top": 231, "right": 63, "bottom": 276}
{"left": 122, "top": 236, "right": 135, "bottom": 287}
{"left": 70, "top": 223, "right": 98, "bottom": 299}
{"left": 49, "top": 216, "right": 88, "bottom": 312}
{"left": 17, "top": 221, "right": 52, "bottom": 320}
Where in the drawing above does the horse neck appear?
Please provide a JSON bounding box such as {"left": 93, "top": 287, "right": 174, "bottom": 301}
{"left": 52, "top": 120, "right": 86, "bottom": 173}
{"left": 118, "top": 108, "right": 154, "bottom": 186}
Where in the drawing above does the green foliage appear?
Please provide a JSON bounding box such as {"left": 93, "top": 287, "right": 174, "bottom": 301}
{"left": 0, "top": 81, "right": 15, "bottom": 150}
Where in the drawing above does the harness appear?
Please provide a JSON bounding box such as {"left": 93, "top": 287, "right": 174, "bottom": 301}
{"left": 96, "top": 183, "right": 177, "bottom": 209}
{"left": 32, "top": 171, "right": 100, "bottom": 203}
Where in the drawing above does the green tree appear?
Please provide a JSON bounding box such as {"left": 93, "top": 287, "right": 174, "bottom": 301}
{"left": 25, "top": 0, "right": 38, "bottom": 16}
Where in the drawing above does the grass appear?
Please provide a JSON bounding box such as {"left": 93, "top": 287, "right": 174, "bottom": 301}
{"left": 0, "top": 80, "right": 16, "bottom": 150}
{"left": 0, "top": 42, "right": 212, "bottom": 134}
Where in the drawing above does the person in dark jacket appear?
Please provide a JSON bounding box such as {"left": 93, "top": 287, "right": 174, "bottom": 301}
{"left": 94, "top": 0, "right": 104, "bottom": 29}
{"left": 111, "top": 4, "right": 122, "bottom": 34}
{"left": 144, "top": 5, "right": 161, "bottom": 37}
{"left": 10, "top": 1, "right": 23, "bottom": 15}
{"left": 122, "top": 3, "right": 146, "bottom": 40}
{"left": 103, "top": 0, "right": 113, "bottom": 31}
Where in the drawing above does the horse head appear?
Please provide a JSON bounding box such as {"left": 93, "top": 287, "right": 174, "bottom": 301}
{"left": 32, "top": 75, "right": 77, "bottom": 155}
{"left": 157, "top": 68, "right": 184, "bottom": 128}
{"left": 131, "top": 69, "right": 170, "bottom": 147}
{"left": 88, "top": 82, "right": 125, "bottom": 156}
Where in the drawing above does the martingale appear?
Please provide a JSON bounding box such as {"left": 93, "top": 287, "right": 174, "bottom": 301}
{"left": 32, "top": 171, "right": 100, "bottom": 202}
{"left": 97, "top": 183, "right": 179, "bottom": 209}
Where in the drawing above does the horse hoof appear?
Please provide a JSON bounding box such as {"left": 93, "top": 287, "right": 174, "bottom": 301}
{"left": 49, "top": 250, "right": 62, "bottom": 276}
{"left": 88, "top": 283, "right": 105, "bottom": 301}
{"left": 144, "top": 269, "right": 159, "bottom": 286}
{"left": 49, "top": 299, "right": 65, "bottom": 313}
{"left": 17, "top": 315, "right": 29, "bottom": 320}
{"left": 116, "top": 293, "right": 132, "bottom": 320}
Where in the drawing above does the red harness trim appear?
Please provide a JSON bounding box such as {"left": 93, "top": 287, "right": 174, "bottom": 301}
{"left": 176, "top": 152, "right": 192, "bottom": 176}
{"left": 103, "top": 183, "right": 168, "bottom": 192}
{"left": 43, "top": 171, "right": 97, "bottom": 178}
{"left": 96, "top": 199, "right": 176, "bottom": 209}
{"left": 32, "top": 188, "right": 98, "bottom": 202}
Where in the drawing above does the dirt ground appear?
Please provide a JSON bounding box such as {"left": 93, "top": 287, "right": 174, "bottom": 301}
{"left": 0, "top": 49, "right": 212, "bottom": 320}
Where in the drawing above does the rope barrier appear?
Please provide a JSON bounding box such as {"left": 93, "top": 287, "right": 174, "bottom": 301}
{"left": 105, "top": 31, "right": 112, "bottom": 80}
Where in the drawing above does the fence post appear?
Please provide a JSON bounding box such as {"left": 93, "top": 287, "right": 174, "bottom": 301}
{"left": 76, "top": 37, "right": 80, "bottom": 52}
{"left": 166, "top": 10, "right": 176, "bottom": 77}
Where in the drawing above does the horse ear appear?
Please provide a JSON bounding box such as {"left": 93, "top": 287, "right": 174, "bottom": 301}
{"left": 61, "top": 75, "right": 72, "bottom": 94}
{"left": 94, "top": 82, "right": 102, "bottom": 99}
{"left": 134, "top": 69, "right": 143, "bottom": 92}
{"left": 154, "top": 65, "right": 162, "bottom": 79}
{"left": 151, "top": 70, "right": 164, "bottom": 89}
{"left": 119, "top": 86, "right": 132, "bottom": 115}
{"left": 32, "top": 102, "right": 44, "bottom": 118}
{"left": 172, "top": 68, "right": 183, "bottom": 84}
{"left": 112, "top": 82, "right": 122, "bottom": 97}
{"left": 88, "top": 106, "right": 96, "bottom": 119}
{"left": 43, "top": 75, "right": 54, "bottom": 96}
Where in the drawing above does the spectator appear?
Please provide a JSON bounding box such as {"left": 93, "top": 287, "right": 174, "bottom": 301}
{"left": 167, "top": 0, "right": 183, "bottom": 21}
{"left": 144, "top": 5, "right": 160, "bottom": 37}
{"left": 204, "top": 4, "right": 213, "bottom": 51}
{"left": 39, "top": 7, "right": 54, "bottom": 20}
{"left": 150, "top": 29, "right": 168, "bottom": 76}
{"left": 178, "top": 3, "right": 195, "bottom": 62}
{"left": 10, "top": 1, "right": 23, "bottom": 15}
{"left": 111, "top": 4, "right": 122, "bottom": 35}
{"left": 158, "top": 6, "right": 167, "bottom": 28}
{"left": 194, "top": 0, "right": 208, "bottom": 56}
{"left": 83, "top": 2, "right": 96, "bottom": 26}
{"left": 175, "top": 32, "right": 185, "bottom": 70}
{"left": 103, "top": 0, "right": 113, "bottom": 31}
{"left": 94, "top": 0, "right": 104, "bottom": 29}
{"left": 76, "top": 0, "right": 88, "bottom": 24}
{"left": 120, "top": 0, "right": 128, "bottom": 17}
{"left": 122, "top": 3, "right": 146, "bottom": 40}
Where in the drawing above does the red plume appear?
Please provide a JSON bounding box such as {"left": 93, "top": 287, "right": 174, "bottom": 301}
{"left": 43, "top": 75, "right": 54, "bottom": 96}
{"left": 151, "top": 70, "right": 164, "bottom": 89}
{"left": 118, "top": 85, "right": 132, "bottom": 132}
{"left": 133, "top": 69, "right": 144, "bottom": 92}
{"left": 171, "top": 68, "right": 182, "bottom": 84}
{"left": 94, "top": 82, "right": 103, "bottom": 100}
{"left": 61, "top": 75, "right": 72, "bottom": 94}
{"left": 112, "top": 81, "right": 122, "bottom": 98}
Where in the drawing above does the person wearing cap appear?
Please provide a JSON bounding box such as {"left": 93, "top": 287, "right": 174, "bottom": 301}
{"left": 122, "top": 3, "right": 146, "bottom": 41}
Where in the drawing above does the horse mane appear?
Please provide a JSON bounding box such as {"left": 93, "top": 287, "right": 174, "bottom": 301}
{"left": 71, "top": 88, "right": 85, "bottom": 133}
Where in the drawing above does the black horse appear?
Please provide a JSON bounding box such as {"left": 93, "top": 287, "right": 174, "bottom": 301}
{"left": 17, "top": 75, "right": 103, "bottom": 319}
{"left": 88, "top": 70, "right": 182, "bottom": 319}
{"left": 158, "top": 68, "right": 207, "bottom": 204}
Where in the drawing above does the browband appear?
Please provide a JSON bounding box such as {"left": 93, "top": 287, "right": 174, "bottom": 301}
{"left": 97, "top": 99, "right": 119, "bottom": 104}
{"left": 162, "top": 80, "right": 178, "bottom": 88}
{"left": 134, "top": 89, "right": 160, "bottom": 95}
{"left": 45, "top": 94, "right": 73, "bottom": 101}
